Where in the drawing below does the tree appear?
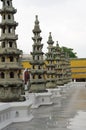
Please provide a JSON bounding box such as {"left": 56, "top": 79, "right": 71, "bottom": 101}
{"left": 61, "top": 46, "right": 77, "bottom": 58}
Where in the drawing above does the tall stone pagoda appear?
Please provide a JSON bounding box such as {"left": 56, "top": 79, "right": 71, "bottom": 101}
{"left": 45, "top": 32, "right": 56, "bottom": 88}
{"left": 0, "top": 0, "right": 24, "bottom": 102}
{"left": 29, "top": 15, "right": 46, "bottom": 93}
{"left": 54, "top": 42, "right": 63, "bottom": 86}
{"left": 60, "top": 48, "right": 67, "bottom": 85}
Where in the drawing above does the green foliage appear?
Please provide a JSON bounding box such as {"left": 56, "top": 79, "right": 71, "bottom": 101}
{"left": 61, "top": 46, "right": 77, "bottom": 58}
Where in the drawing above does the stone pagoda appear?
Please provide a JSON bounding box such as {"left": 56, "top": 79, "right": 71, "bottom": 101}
{"left": 0, "top": 0, "right": 24, "bottom": 102}
{"left": 29, "top": 15, "right": 46, "bottom": 93}
{"left": 45, "top": 32, "right": 56, "bottom": 88}
{"left": 65, "top": 53, "right": 72, "bottom": 83}
{"left": 60, "top": 48, "right": 67, "bottom": 85}
{"left": 54, "top": 42, "right": 63, "bottom": 86}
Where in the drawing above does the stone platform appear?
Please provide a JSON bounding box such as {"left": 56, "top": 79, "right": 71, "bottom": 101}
{"left": 0, "top": 100, "right": 33, "bottom": 130}
{"left": 28, "top": 92, "right": 53, "bottom": 108}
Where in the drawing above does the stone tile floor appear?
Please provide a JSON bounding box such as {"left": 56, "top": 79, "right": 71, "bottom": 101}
{"left": 3, "top": 86, "right": 86, "bottom": 130}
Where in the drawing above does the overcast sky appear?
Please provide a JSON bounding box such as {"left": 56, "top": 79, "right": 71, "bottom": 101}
{"left": 0, "top": 0, "right": 86, "bottom": 58}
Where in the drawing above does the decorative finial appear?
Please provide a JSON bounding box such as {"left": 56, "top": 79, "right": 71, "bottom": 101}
{"left": 33, "top": 15, "right": 41, "bottom": 33}
{"left": 36, "top": 15, "right": 38, "bottom": 20}
{"left": 47, "top": 32, "right": 54, "bottom": 44}
{"left": 48, "top": 32, "right": 53, "bottom": 41}
{"left": 35, "top": 15, "right": 39, "bottom": 24}
{"left": 49, "top": 32, "right": 51, "bottom": 36}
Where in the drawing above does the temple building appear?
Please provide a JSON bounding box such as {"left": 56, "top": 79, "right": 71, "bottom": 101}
{"left": 45, "top": 32, "right": 56, "bottom": 88}
{"left": 29, "top": 15, "right": 46, "bottom": 93}
{"left": 0, "top": 0, "right": 24, "bottom": 102}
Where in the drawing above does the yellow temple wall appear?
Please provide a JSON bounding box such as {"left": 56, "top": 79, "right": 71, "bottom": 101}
{"left": 21, "top": 61, "right": 31, "bottom": 70}
{"left": 21, "top": 57, "right": 86, "bottom": 80}
{"left": 70, "top": 58, "right": 86, "bottom": 79}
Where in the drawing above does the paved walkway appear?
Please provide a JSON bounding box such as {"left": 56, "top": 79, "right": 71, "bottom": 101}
{"left": 3, "top": 85, "right": 86, "bottom": 130}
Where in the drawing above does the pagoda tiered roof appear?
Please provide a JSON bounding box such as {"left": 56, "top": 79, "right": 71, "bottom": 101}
{"left": 0, "top": 21, "right": 18, "bottom": 27}
{"left": 0, "top": 34, "right": 18, "bottom": 41}
{"left": 0, "top": 48, "right": 22, "bottom": 55}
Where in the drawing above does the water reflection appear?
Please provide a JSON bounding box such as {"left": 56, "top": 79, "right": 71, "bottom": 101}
{"left": 68, "top": 111, "right": 86, "bottom": 130}
{"left": 2, "top": 94, "right": 76, "bottom": 130}
{"left": 3, "top": 87, "right": 86, "bottom": 130}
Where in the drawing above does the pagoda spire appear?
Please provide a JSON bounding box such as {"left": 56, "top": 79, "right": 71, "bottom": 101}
{"left": 33, "top": 15, "right": 41, "bottom": 33}
{"left": 47, "top": 32, "right": 54, "bottom": 45}
{"left": 0, "top": 0, "right": 24, "bottom": 102}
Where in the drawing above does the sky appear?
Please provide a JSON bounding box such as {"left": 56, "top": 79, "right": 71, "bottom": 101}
{"left": 0, "top": 0, "right": 86, "bottom": 58}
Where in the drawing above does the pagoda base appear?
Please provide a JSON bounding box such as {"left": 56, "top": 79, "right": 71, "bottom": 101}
{"left": 28, "top": 92, "right": 53, "bottom": 108}
{"left": 46, "top": 81, "right": 56, "bottom": 89}
{"left": 29, "top": 84, "right": 47, "bottom": 93}
{"left": 56, "top": 82, "right": 64, "bottom": 86}
{"left": 0, "top": 86, "right": 25, "bottom": 102}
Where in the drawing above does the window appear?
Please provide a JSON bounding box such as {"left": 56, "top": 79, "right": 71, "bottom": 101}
{"left": 3, "top": 28, "right": 5, "bottom": 33}
{"left": 3, "top": 15, "right": 5, "bottom": 20}
{"left": 1, "top": 57, "right": 5, "bottom": 62}
{"left": 1, "top": 72, "right": 5, "bottom": 79}
{"left": 39, "top": 75, "right": 42, "bottom": 79}
{"left": 8, "top": 27, "right": 11, "bottom": 33}
{"left": 38, "top": 66, "right": 41, "bottom": 69}
{"left": 33, "top": 56, "right": 35, "bottom": 60}
{"left": 33, "top": 65, "right": 35, "bottom": 69}
{"left": 9, "top": 42, "right": 12, "bottom": 47}
{"left": 10, "top": 72, "right": 14, "bottom": 78}
{"left": 8, "top": 14, "right": 11, "bottom": 19}
{"left": 18, "top": 73, "right": 20, "bottom": 78}
{"left": 38, "top": 56, "right": 39, "bottom": 60}
{"left": 8, "top": 27, "right": 12, "bottom": 33}
{"left": 7, "top": 1, "right": 10, "bottom": 6}
{"left": 2, "top": 42, "right": 5, "bottom": 48}
{"left": 9, "top": 56, "right": 13, "bottom": 62}
{"left": 37, "top": 46, "right": 39, "bottom": 51}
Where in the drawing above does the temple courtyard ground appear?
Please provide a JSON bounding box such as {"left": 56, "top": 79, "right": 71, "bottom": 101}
{"left": 2, "top": 84, "right": 86, "bottom": 130}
